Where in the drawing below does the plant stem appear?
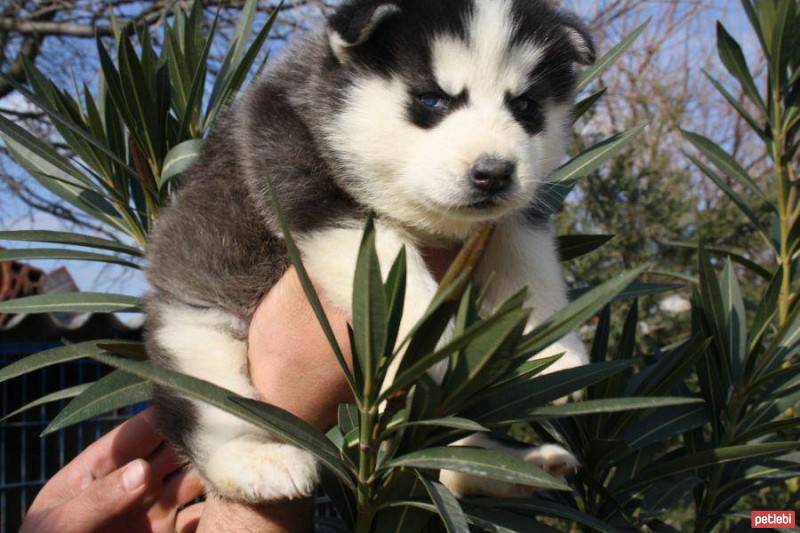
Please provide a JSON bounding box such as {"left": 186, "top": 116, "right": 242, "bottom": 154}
{"left": 356, "top": 404, "right": 378, "bottom": 533}
{"left": 772, "top": 83, "right": 791, "bottom": 326}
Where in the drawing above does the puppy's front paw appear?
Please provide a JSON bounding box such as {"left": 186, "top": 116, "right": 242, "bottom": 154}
{"left": 205, "top": 438, "right": 320, "bottom": 502}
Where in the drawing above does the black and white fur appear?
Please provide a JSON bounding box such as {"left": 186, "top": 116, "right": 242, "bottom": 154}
{"left": 146, "top": 0, "right": 595, "bottom": 502}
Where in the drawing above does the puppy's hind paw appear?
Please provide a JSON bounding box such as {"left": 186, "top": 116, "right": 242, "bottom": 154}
{"left": 525, "top": 443, "right": 579, "bottom": 478}
{"left": 205, "top": 438, "right": 320, "bottom": 503}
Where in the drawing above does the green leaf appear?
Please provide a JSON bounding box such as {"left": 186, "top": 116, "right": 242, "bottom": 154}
{"left": 0, "top": 341, "right": 141, "bottom": 385}
{"left": 704, "top": 70, "right": 765, "bottom": 138}
{"left": 43, "top": 370, "right": 152, "bottom": 435}
{"left": 622, "top": 442, "right": 800, "bottom": 492}
{"left": 385, "top": 447, "right": 570, "bottom": 491}
{"left": 628, "top": 338, "right": 711, "bottom": 397}
{"left": 461, "top": 505, "right": 560, "bottom": 533}
{"left": 205, "top": 1, "right": 281, "bottom": 128}
{"left": 721, "top": 258, "right": 747, "bottom": 383}
{"left": 1, "top": 384, "right": 90, "bottom": 422}
{"left": 380, "top": 500, "right": 558, "bottom": 533}
{"left": 573, "top": 87, "right": 607, "bottom": 123}
{"left": 320, "top": 469, "right": 356, "bottom": 528}
{"left": 663, "top": 240, "right": 771, "bottom": 280}
{"left": 623, "top": 404, "right": 708, "bottom": 449}
{"left": 467, "top": 498, "right": 622, "bottom": 533}
{"left": 471, "top": 361, "right": 634, "bottom": 424}
{"left": 519, "top": 397, "right": 702, "bottom": 419}
{"left": 384, "top": 247, "right": 407, "bottom": 358}
{"left": 735, "top": 417, "right": 800, "bottom": 444}
{"left": 383, "top": 308, "right": 529, "bottom": 400}
{"left": 0, "top": 230, "right": 142, "bottom": 257}
{"left": 549, "top": 123, "right": 647, "bottom": 184}
{"left": 90, "top": 353, "right": 355, "bottom": 488}
{"left": 491, "top": 355, "right": 561, "bottom": 389}
{"left": 417, "top": 474, "right": 469, "bottom": 533}
{"left": 578, "top": 20, "right": 649, "bottom": 91}
{"left": 441, "top": 299, "right": 528, "bottom": 408}
{"left": 352, "top": 219, "right": 387, "bottom": 393}
{"left": 0, "top": 116, "right": 125, "bottom": 232}
{"left": 682, "top": 129, "right": 767, "bottom": 203}
{"left": 517, "top": 267, "right": 644, "bottom": 358}
{"left": 0, "top": 248, "right": 140, "bottom": 270}
{"left": 0, "top": 292, "right": 141, "bottom": 315}
{"left": 387, "top": 416, "right": 489, "bottom": 434}
{"left": 337, "top": 404, "right": 359, "bottom": 436}
{"left": 160, "top": 139, "right": 204, "bottom": 187}
{"left": 558, "top": 234, "right": 614, "bottom": 261}
{"left": 265, "top": 177, "right": 358, "bottom": 399}
{"left": 717, "top": 22, "right": 767, "bottom": 113}
{"left": 684, "top": 152, "right": 770, "bottom": 246}
{"left": 606, "top": 281, "right": 684, "bottom": 301}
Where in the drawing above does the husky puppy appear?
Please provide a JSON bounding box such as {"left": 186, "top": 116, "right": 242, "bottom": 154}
{"left": 146, "top": 0, "right": 595, "bottom": 503}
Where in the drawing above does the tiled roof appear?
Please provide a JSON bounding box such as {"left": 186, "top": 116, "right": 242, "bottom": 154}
{"left": 0, "top": 253, "right": 141, "bottom": 339}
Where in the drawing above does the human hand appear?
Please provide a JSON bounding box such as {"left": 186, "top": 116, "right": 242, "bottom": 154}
{"left": 21, "top": 408, "right": 205, "bottom": 533}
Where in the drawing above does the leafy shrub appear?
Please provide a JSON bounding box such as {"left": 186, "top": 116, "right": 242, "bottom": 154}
{"left": 0, "top": 1, "right": 798, "bottom": 531}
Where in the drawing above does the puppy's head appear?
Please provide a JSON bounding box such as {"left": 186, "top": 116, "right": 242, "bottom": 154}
{"left": 325, "top": 0, "right": 594, "bottom": 237}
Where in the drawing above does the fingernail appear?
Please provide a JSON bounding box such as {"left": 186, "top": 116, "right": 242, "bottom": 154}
{"left": 122, "top": 459, "right": 146, "bottom": 492}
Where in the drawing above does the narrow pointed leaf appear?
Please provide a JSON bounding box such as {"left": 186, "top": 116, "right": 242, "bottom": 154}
{"left": 717, "top": 22, "right": 767, "bottom": 112}
{"left": 265, "top": 178, "right": 357, "bottom": 398}
{"left": 417, "top": 474, "right": 469, "bottom": 533}
{"left": 0, "top": 293, "right": 141, "bottom": 315}
{"left": 622, "top": 442, "right": 800, "bottom": 492}
{"left": 1, "top": 384, "right": 90, "bottom": 422}
{"left": 0, "top": 248, "right": 140, "bottom": 270}
{"left": 623, "top": 404, "right": 708, "bottom": 449}
{"left": 517, "top": 267, "right": 644, "bottom": 358}
{"left": 90, "top": 353, "right": 354, "bottom": 488}
{"left": 160, "top": 139, "right": 204, "bottom": 187}
{"left": 385, "top": 447, "right": 570, "bottom": 491}
{"left": 472, "top": 361, "right": 634, "bottom": 424}
{"left": 0, "top": 340, "right": 140, "bottom": 384}
{"left": 43, "top": 370, "right": 152, "bottom": 435}
{"left": 549, "top": 123, "right": 647, "bottom": 184}
{"left": 573, "top": 87, "right": 607, "bottom": 122}
{"left": 520, "top": 397, "right": 701, "bottom": 419}
{"left": 0, "top": 230, "right": 142, "bottom": 257}
{"left": 682, "top": 129, "right": 766, "bottom": 202}
{"left": 578, "top": 21, "right": 648, "bottom": 91}
{"left": 352, "top": 219, "right": 387, "bottom": 391}
{"left": 558, "top": 234, "right": 614, "bottom": 261}
{"left": 721, "top": 258, "right": 747, "bottom": 383}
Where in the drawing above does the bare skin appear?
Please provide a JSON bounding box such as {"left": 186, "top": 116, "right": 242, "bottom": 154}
{"left": 20, "top": 408, "right": 205, "bottom": 533}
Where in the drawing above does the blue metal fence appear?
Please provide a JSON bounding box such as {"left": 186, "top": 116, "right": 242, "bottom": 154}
{"left": 0, "top": 341, "right": 139, "bottom": 532}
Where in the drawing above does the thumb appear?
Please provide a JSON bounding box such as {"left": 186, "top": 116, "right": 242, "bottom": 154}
{"left": 50, "top": 459, "right": 154, "bottom": 532}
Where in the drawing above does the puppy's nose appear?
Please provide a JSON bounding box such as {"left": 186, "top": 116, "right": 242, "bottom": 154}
{"left": 470, "top": 157, "right": 515, "bottom": 194}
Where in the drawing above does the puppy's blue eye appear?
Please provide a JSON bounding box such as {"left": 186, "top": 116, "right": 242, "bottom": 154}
{"left": 418, "top": 93, "right": 449, "bottom": 110}
{"left": 510, "top": 96, "right": 538, "bottom": 115}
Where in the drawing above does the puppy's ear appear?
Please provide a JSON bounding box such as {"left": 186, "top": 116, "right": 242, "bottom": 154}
{"left": 561, "top": 18, "right": 596, "bottom": 65}
{"left": 328, "top": 1, "right": 401, "bottom": 62}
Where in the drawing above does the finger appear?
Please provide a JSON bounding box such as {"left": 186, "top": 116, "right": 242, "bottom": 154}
{"left": 147, "top": 443, "right": 186, "bottom": 482}
{"left": 46, "top": 459, "right": 155, "bottom": 532}
{"left": 28, "top": 410, "right": 163, "bottom": 511}
{"left": 162, "top": 469, "right": 205, "bottom": 507}
{"left": 175, "top": 503, "right": 204, "bottom": 533}
{"left": 80, "top": 408, "right": 164, "bottom": 480}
